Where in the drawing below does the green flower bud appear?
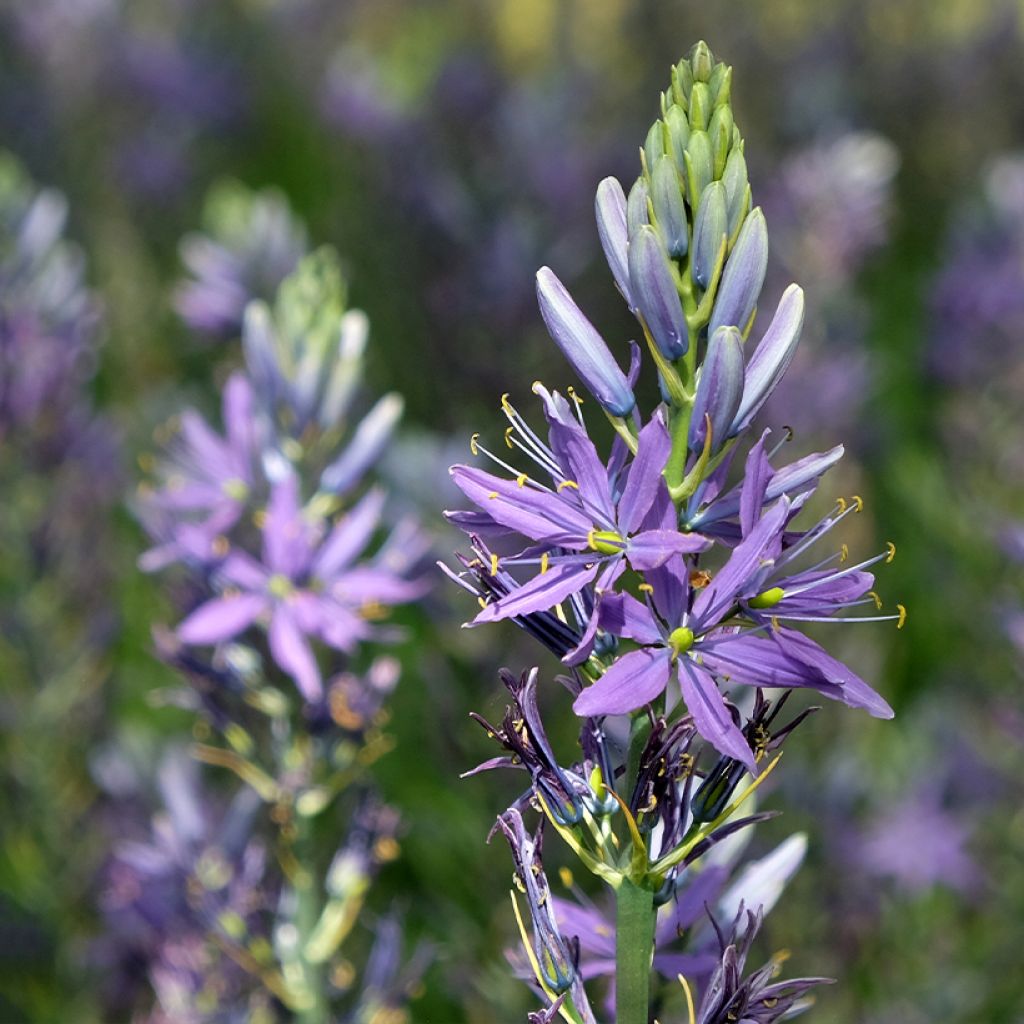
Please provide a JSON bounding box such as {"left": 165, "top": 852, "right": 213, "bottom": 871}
{"left": 627, "top": 176, "right": 650, "bottom": 238}
{"left": 709, "top": 62, "right": 732, "bottom": 108}
{"left": 671, "top": 59, "right": 693, "bottom": 107}
{"left": 709, "top": 104, "right": 734, "bottom": 178}
{"left": 689, "top": 40, "right": 715, "bottom": 83}
{"left": 644, "top": 120, "right": 665, "bottom": 177}
{"left": 665, "top": 105, "right": 691, "bottom": 179}
{"left": 684, "top": 131, "right": 713, "bottom": 210}
{"left": 722, "top": 147, "right": 750, "bottom": 238}
{"left": 689, "top": 82, "right": 711, "bottom": 131}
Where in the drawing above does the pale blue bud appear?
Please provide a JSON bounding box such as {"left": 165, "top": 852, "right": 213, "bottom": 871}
{"left": 535, "top": 267, "right": 635, "bottom": 416}
{"left": 628, "top": 225, "right": 688, "bottom": 361}
{"left": 710, "top": 207, "right": 767, "bottom": 334}
{"left": 689, "top": 325, "right": 744, "bottom": 452}
{"left": 651, "top": 155, "right": 689, "bottom": 259}
{"left": 691, "top": 180, "right": 727, "bottom": 289}
{"left": 594, "top": 177, "right": 632, "bottom": 307}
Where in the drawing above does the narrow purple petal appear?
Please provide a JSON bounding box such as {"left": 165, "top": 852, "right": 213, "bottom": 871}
{"left": 268, "top": 605, "right": 322, "bottom": 701}
{"left": 262, "top": 473, "right": 310, "bottom": 577}
{"left": 314, "top": 487, "right": 386, "bottom": 579}
{"left": 597, "top": 592, "right": 662, "bottom": 645}
{"left": 449, "top": 465, "right": 592, "bottom": 545}
{"left": 617, "top": 415, "right": 671, "bottom": 535}
{"left": 222, "top": 372, "right": 257, "bottom": 466}
{"left": 627, "top": 528, "right": 711, "bottom": 570}
{"left": 739, "top": 430, "right": 773, "bottom": 537}
{"left": 573, "top": 647, "right": 672, "bottom": 717}
{"left": 678, "top": 659, "right": 755, "bottom": 773}
{"left": 692, "top": 497, "right": 790, "bottom": 628}
{"left": 551, "top": 897, "right": 616, "bottom": 958}
{"left": 320, "top": 393, "right": 403, "bottom": 494}
{"left": 546, "top": 419, "right": 616, "bottom": 525}
{"left": 178, "top": 593, "right": 267, "bottom": 645}
{"left": 474, "top": 561, "right": 600, "bottom": 623}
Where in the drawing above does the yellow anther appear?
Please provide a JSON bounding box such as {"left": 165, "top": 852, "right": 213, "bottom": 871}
{"left": 852, "top": 494, "right": 864, "bottom": 512}
{"left": 500, "top": 392, "right": 513, "bottom": 413}
{"left": 896, "top": 603, "right": 907, "bottom": 629}
{"left": 638, "top": 583, "right": 654, "bottom": 594}
{"left": 557, "top": 479, "right": 579, "bottom": 491}
{"left": 470, "top": 433, "right": 480, "bottom": 456}
{"left": 516, "top": 473, "right": 528, "bottom": 487}
{"left": 487, "top": 490, "right": 499, "bottom": 499}
{"left": 558, "top": 866, "right": 574, "bottom": 888}
{"left": 689, "top": 569, "right": 712, "bottom": 589}
{"left": 477, "top": 597, "right": 487, "bottom": 609}
{"left": 836, "top": 497, "right": 847, "bottom": 514}
{"left": 490, "top": 553, "right": 499, "bottom": 576}
{"left": 554, "top": 604, "right": 568, "bottom": 624}
{"left": 540, "top": 552, "right": 550, "bottom": 574}
{"left": 567, "top": 385, "right": 584, "bottom": 404}
{"left": 886, "top": 541, "right": 897, "bottom": 563}
{"left": 867, "top": 590, "right": 883, "bottom": 610}
{"left": 839, "top": 543, "right": 849, "bottom": 563}
{"left": 771, "top": 615, "right": 781, "bottom": 632}
{"left": 531, "top": 380, "right": 544, "bottom": 394}
{"left": 504, "top": 426, "right": 515, "bottom": 449}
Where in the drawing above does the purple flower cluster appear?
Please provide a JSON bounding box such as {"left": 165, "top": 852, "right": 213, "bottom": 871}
{"left": 136, "top": 219, "right": 429, "bottom": 1020}
{"left": 446, "top": 42, "right": 901, "bottom": 1020}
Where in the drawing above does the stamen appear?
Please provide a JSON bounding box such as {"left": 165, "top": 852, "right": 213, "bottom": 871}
{"left": 504, "top": 426, "right": 515, "bottom": 449}
{"left": 487, "top": 491, "right": 498, "bottom": 499}
{"left": 852, "top": 494, "right": 864, "bottom": 512}
{"left": 490, "top": 553, "right": 499, "bottom": 576}
{"left": 540, "top": 552, "right": 550, "bottom": 575}
{"left": 470, "top": 433, "right": 480, "bottom": 456}
{"left": 500, "top": 392, "right": 513, "bottom": 414}
{"left": 886, "top": 541, "right": 896, "bottom": 563}
{"left": 836, "top": 497, "right": 847, "bottom": 514}
{"left": 516, "top": 473, "right": 528, "bottom": 487}
{"left": 897, "top": 603, "right": 907, "bottom": 629}
{"left": 867, "top": 591, "right": 882, "bottom": 610}
{"left": 839, "top": 543, "right": 849, "bottom": 563}
{"left": 638, "top": 583, "right": 654, "bottom": 594}
{"left": 557, "top": 480, "right": 580, "bottom": 491}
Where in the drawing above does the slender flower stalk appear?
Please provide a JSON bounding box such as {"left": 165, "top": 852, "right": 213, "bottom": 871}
{"left": 445, "top": 41, "right": 901, "bottom": 1023}
{"left": 139, "top": 229, "right": 428, "bottom": 1021}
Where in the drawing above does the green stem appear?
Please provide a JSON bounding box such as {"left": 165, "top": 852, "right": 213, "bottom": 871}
{"left": 295, "top": 812, "right": 327, "bottom": 1024}
{"left": 615, "top": 878, "right": 656, "bottom": 1024}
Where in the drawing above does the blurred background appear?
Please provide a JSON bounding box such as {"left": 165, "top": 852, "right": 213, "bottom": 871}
{"left": 2, "top": 0, "right": 1024, "bottom": 1021}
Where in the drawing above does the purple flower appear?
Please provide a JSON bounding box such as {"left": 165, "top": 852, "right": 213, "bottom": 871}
{"left": 575, "top": 463, "right": 894, "bottom": 768}
{"left": 140, "top": 374, "right": 260, "bottom": 533}
{"left": 449, "top": 393, "right": 709, "bottom": 662}
{"left": 177, "top": 473, "right": 421, "bottom": 701}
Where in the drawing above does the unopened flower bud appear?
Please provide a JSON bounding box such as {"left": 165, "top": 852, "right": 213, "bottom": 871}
{"left": 689, "top": 325, "right": 744, "bottom": 453}
{"left": 710, "top": 207, "right": 767, "bottom": 334}
{"left": 722, "top": 147, "right": 750, "bottom": 238}
{"left": 665, "top": 105, "right": 690, "bottom": 178}
{"left": 628, "top": 225, "right": 688, "bottom": 361}
{"left": 535, "top": 267, "right": 635, "bottom": 417}
{"left": 684, "top": 131, "right": 713, "bottom": 209}
{"left": 627, "top": 176, "right": 650, "bottom": 238}
{"left": 651, "top": 155, "right": 689, "bottom": 259}
{"left": 595, "top": 177, "right": 632, "bottom": 307}
{"left": 692, "top": 180, "right": 728, "bottom": 289}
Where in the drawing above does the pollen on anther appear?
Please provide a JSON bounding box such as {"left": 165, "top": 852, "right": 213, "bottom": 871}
{"left": 500, "top": 392, "right": 513, "bottom": 413}
{"left": 896, "top": 603, "right": 907, "bottom": 629}
{"left": 638, "top": 583, "right": 654, "bottom": 594}
{"left": 477, "top": 597, "right": 487, "bottom": 610}
{"left": 540, "top": 552, "right": 550, "bottom": 574}
{"left": 516, "top": 473, "right": 528, "bottom": 487}
{"left": 567, "top": 385, "right": 584, "bottom": 404}
{"left": 839, "top": 543, "right": 849, "bottom": 563}
{"left": 868, "top": 590, "right": 883, "bottom": 610}
{"left": 504, "top": 426, "right": 515, "bottom": 449}
{"left": 470, "top": 433, "right": 481, "bottom": 456}
{"left": 852, "top": 494, "right": 865, "bottom": 512}
{"left": 771, "top": 615, "right": 781, "bottom": 632}
{"left": 557, "top": 479, "right": 579, "bottom": 491}
{"left": 886, "top": 541, "right": 897, "bottom": 563}
{"left": 490, "top": 553, "right": 499, "bottom": 576}
{"left": 487, "top": 490, "right": 499, "bottom": 499}
{"left": 836, "top": 497, "right": 848, "bottom": 514}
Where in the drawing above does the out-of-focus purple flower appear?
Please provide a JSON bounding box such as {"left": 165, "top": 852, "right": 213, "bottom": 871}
{"left": 177, "top": 472, "right": 422, "bottom": 702}
{"left": 176, "top": 181, "right": 308, "bottom": 340}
